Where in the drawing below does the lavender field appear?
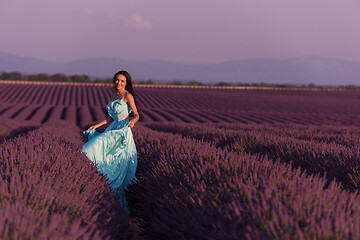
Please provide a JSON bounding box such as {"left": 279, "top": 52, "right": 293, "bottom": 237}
{"left": 1, "top": 81, "right": 360, "bottom": 239}
{"left": 1, "top": 81, "right": 360, "bottom": 127}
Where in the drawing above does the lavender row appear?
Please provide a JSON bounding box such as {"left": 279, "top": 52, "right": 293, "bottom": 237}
{"left": 0, "top": 117, "right": 39, "bottom": 139}
{"left": 0, "top": 104, "right": 108, "bottom": 129}
{"left": 146, "top": 122, "right": 360, "bottom": 149}
{"left": 0, "top": 84, "right": 112, "bottom": 107}
{"left": 0, "top": 120, "right": 131, "bottom": 240}
{"left": 127, "top": 125, "right": 360, "bottom": 239}
{"left": 198, "top": 123, "right": 360, "bottom": 149}
{"left": 145, "top": 122, "right": 360, "bottom": 191}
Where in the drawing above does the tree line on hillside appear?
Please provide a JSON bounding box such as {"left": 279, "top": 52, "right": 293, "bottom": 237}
{"left": 0, "top": 72, "right": 91, "bottom": 83}
{"left": 0, "top": 71, "right": 151, "bottom": 84}
{"left": 1, "top": 71, "right": 360, "bottom": 89}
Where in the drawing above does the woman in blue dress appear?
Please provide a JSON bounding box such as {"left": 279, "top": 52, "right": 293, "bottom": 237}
{"left": 82, "top": 70, "right": 139, "bottom": 209}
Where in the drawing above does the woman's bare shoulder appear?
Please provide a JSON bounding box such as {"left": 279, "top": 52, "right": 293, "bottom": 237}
{"left": 125, "top": 92, "right": 134, "bottom": 99}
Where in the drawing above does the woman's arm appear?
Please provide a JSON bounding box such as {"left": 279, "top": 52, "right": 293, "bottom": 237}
{"left": 88, "top": 116, "right": 114, "bottom": 130}
{"left": 125, "top": 93, "right": 139, "bottom": 128}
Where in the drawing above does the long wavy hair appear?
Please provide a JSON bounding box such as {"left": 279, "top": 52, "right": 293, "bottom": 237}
{"left": 113, "top": 70, "right": 140, "bottom": 119}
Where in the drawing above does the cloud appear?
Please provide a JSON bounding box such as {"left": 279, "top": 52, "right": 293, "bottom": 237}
{"left": 125, "top": 15, "right": 154, "bottom": 30}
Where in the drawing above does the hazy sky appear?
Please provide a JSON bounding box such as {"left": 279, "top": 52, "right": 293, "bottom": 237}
{"left": 1, "top": 0, "right": 360, "bottom": 63}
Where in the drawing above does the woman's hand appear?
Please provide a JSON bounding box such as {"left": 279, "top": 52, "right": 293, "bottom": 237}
{"left": 88, "top": 126, "right": 96, "bottom": 130}
{"left": 88, "top": 125, "right": 97, "bottom": 130}
{"left": 128, "top": 121, "right": 135, "bottom": 128}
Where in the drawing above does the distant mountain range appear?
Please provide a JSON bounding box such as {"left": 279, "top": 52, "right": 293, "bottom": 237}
{"left": 1, "top": 51, "right": 360, "bottom": 86}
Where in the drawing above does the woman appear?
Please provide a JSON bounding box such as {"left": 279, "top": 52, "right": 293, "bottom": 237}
{"left": 82, "top": 70, "right": 139, "bottom": 209}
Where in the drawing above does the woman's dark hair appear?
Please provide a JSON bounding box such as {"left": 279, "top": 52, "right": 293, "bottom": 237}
{"left": 113, "top": 70, "right": 141, "bottom": 119}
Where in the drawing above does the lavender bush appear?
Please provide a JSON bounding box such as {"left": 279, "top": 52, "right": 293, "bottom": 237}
{"left": 146, "top": 122, "right": 360, "bottom": 191}
{"left": 127, "top": 125, "right": 360, "bottom": 239}
{"left": 0, "top": 120, "right": 132, "bottom": 240}
{"left": 0, "top": 117, "right": 39, "bottom": 140}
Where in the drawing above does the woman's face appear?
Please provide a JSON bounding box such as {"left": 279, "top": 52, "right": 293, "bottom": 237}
{"left": 115, "top": 74, "right": 127, "bottom": 92}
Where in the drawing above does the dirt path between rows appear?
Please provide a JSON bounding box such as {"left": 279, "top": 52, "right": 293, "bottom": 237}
{"left": 129, "top": 217, "right": 147, "bottom": 240}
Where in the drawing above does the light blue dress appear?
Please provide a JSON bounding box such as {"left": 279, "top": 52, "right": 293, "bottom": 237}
{"left": 81, "top": 93, "right": 137, "bottom": 208}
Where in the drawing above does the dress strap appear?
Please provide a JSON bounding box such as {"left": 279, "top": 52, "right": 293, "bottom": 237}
{"left": 122, "top": 92, "right": 127, "bottom": 100}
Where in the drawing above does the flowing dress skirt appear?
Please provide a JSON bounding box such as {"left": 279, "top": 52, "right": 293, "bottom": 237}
{"left": 82, "top": 119, "right": 137, "bottom": 207}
